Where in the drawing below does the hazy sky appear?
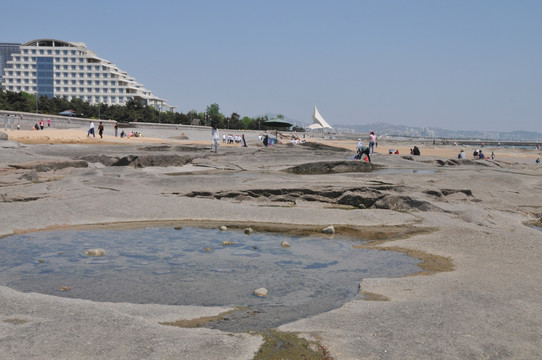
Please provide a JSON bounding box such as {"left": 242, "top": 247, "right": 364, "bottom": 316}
{"left": 2, "top": 0, "right": 541, "bottom": 132}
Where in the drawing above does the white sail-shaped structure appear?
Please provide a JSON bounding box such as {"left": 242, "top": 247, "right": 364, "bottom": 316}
{"left": 308, "top": 106, "right": 333, "bottom": 129}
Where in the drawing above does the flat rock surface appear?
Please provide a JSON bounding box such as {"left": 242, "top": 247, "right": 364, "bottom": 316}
{"left": 1, "top": 128, "right": 541, "bottom": 359}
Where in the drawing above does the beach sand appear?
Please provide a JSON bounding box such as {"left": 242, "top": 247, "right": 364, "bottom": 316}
{"left": 6, "top": 127, "right": 540, "bottom": 162}
{"left": 1, "top": 126, "right": 541, "bottom": 359}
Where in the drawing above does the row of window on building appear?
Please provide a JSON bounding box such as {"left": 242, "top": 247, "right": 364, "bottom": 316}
{"left": 5, "top": 77, "right": 121, "bottom": 86}
{"left": 3, "top": 86, "right": 131, "bottom": 104}
{"left": 11, "top": 57, "right": 110, "bottom": 68}
{"left": 20, "top": 48, "right": 84, "bottom": 56}
{"left": 6, "top": 69, "right": 120, "bottom": 78}
{"left": 6, "top": 84, "right": 125, "bottom": 94}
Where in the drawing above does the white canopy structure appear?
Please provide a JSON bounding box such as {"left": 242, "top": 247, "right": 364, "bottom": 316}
{"left": 308, "top": 106, "right": 333, "bottom": 129}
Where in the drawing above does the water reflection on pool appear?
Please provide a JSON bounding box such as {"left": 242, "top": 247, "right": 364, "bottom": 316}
{"left": 0, "top": 226, "right": 420, "bottom": 331}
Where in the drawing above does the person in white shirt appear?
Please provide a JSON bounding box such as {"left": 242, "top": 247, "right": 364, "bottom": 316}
{"left": 87, "top": 121, "right": 95, "bottom": 137}
{"left": 211, "top": 126, "right": 220, "bottom": 153}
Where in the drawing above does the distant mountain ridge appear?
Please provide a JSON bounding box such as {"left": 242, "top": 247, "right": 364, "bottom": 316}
{"left": 333, "top": 122, "right": 542, "bottom": 141}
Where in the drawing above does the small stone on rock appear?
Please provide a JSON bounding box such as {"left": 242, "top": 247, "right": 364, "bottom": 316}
{"left": 219, "top": 225, "right": 228, "bottom": 231}
{"left": 83, "top": 248, "right": 105, "bottom": 256}
{"left": 254, "top": 288, "right": 268, "bottom": 297}
{"left": 322, "top": 225, "right": 335, "bottom": 234}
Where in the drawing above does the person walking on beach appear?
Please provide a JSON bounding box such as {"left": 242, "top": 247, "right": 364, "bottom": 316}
{"left": 98, "top": 122, "right": 104, "bottom": 138}
{"left": 211, "top": 126, "right": 220, "bottom": 153}
{"left": 369, "top": 131, "right": 376, "bottom": 155}
{"left": 114, "top": 122, "right": 118, "bottom": 137}
{"left": 87, "top": 121, "right": 95, "bottom": 137}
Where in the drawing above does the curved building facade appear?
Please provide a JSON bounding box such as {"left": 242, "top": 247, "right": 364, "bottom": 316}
{"left": 1, "top": 39, "right": 174, "bottom": 110}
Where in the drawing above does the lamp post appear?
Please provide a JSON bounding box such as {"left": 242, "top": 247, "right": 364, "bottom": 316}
{"left": 158, "top": 104, "right": 161, "bottom": 123}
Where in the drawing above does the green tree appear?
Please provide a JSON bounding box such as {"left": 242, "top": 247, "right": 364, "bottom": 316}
{"left": 206, "top": 103, "right": 220, "bottom": 117}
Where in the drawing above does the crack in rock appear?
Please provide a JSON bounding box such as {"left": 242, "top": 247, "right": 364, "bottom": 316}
{"left": 9, "top": 160, "right": 88, "bottom": 172}
{"left": 80, "top": 154, "right": 193, "bottom": 168}
{"left": 184, "top": 185, "right": 445, "bottom": 212}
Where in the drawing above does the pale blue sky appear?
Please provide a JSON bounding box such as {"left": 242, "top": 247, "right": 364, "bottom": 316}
{"left": 2, "top": 0, "right": 541, "bottom": 132}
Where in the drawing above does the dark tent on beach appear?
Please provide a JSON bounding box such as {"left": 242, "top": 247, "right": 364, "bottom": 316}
{"left": 263, "top": 118, "right": 293, "bottom": 129}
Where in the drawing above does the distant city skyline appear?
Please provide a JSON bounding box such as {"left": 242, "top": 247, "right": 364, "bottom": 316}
{"left": 1, "top": 0, "right": 541, "bottom": 132}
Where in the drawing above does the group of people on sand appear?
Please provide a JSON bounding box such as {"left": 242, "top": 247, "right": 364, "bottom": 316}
{"left": 211, "top": 126, "right": 247, "bottom": 153}
{"left": 471, "top": 149, "right": 495, "bottom": 160}
{"left": 87, "top": 121, "right": 121, "bottom": 138}
{"left": 222, "top": 133, "right": 245, "bottom": 144}
{"left": 33, "top": 119, "right": 51, "bottom": 130}
{"left": 355, "top": 131, "right": 380, "bottom": 162}
{"left": 87, "top": 121, "right": 104, "bottom": 138}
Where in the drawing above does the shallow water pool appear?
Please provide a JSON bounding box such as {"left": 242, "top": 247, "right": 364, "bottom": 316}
{"left": 0, "top": 226, "right": 420, "bottom": 331}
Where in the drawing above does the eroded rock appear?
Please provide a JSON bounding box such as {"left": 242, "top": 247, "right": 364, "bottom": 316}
{"left": 10, "top": 160, "right": 88, "bottom": 172}
{"left": 374, "top": 195, "right": 442, "bottom": 212}
{"left": 284, "top": 161, "right": 381, "bottom": 175}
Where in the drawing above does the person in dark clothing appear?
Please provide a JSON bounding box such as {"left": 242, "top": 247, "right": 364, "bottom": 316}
{"left": 412, "top": 146, "right": 420, "bottom": 156}
{"left": 357, "top": 145, "right": 371, "bottom": 162}
{"left": 98, "top": 122, "right": 104, "bottom": 138}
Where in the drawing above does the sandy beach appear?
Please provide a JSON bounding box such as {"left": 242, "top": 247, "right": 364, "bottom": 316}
{"left": 1, "top": 125, "right": 541, "bottom": 359}
{"left": 6, "top": 127, "right": 540, "bottom": 162}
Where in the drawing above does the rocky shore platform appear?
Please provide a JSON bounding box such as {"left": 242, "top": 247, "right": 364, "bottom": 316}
{"left": 1, "top": 127, "right": 541, "bottom": 359}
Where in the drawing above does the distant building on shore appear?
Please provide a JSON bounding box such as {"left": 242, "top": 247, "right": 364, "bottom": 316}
{"left": 0, "top": 42, "right": 21, "bottom": 84}
{"left": 1, "top": 39, "right": 175, "bottom": 110}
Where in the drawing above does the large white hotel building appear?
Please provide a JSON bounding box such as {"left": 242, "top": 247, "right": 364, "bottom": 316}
{"left": 1, "top": 39, "right": 174, "bottom": 110}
